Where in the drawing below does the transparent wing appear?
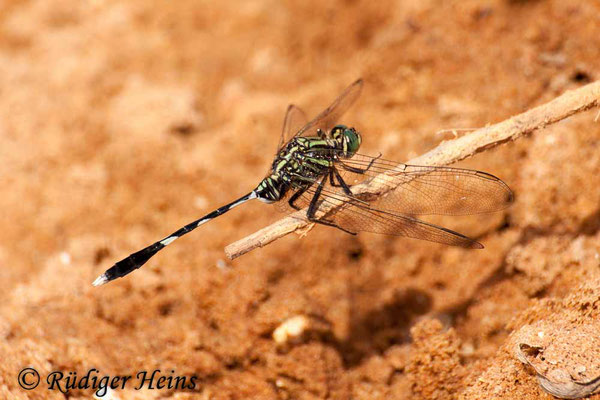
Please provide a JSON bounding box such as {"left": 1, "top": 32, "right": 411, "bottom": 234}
{"left": 296, "top": 79, "right": 363, "bottom": 139}
{"left": 277, "top": 105, "right": 308, "bottom": 153}
{"left": 275, "top": 79, "right": 363, "bottom": 153}
{"left": 290, "top": 178, "right": 483, "bottom": 248}
{"left": 274, "top": 151, "right": 514, "bottom": 247}
{"left": 306, "top": 151, "right": 513, "bottom": 216}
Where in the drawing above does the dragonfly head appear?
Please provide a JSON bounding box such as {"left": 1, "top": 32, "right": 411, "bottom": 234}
{"left": 331, "top": 125, "right": 361, "bottom": 157}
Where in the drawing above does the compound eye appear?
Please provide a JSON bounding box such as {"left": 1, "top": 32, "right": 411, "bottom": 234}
{"left": 344, "top": 128, "right": 361, "bottom": 154}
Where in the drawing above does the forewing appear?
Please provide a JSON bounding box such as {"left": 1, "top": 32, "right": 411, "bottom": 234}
{"left": 307, "top": 152, "right": 513, "bottom": 216}
{"left": 295, "top": 79, "right": 363, "bottom": 140}
{"left": 277, "top": 105, "right": 308, "bottom": 153}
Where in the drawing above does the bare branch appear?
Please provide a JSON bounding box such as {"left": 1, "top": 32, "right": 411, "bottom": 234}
{"left": 225, "top": 81, "right": 600, "bottom": 260}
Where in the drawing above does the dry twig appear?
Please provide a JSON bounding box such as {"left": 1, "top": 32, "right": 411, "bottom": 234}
{"left": 225, "top": 81, "right": 600, "bottom": 260}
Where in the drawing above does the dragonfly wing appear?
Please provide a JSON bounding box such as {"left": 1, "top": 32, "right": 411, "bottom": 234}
{"left": 277, "top": 105, "right": 308, "bottom": 153}
{"left": 304, "top": 183, "right": 482, "bottom": 248}
{"left": 325, "top": 152, "right": 513, "bottom": 216}
{"left": 295, "top": 79, "right": 363, "bottom": 139}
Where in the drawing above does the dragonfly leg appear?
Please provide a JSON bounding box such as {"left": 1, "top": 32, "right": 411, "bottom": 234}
{"left": 331, "top": 168, "right": 369, "bottom": 206}
{"left": 307, "top": 174, "right": 357, "bottom": 235}
{"left": 307, "top": 174, "right": 327, "bottom": 218}
{"left": 332, "top": 167, "right": 353, "bottom": 196}
{"left": 329, "top": 170, "right": 340, "bottom": 187}
{"left": 288, "top": 185, "right": 309, "bottom": 210}
{"left": 317, "top": 128, "right": 327, "bottom": 139}
{"left": 340, "top": 152, "right": 382, "bottom": 174}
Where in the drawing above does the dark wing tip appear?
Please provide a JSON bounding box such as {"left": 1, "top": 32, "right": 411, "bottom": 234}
{"left": 506, "top": 187, "right": 515, "bottom": 204}
{"left": 475, "top": 170, "right": 515, "bottom": 207}
{"left": 352, "top": 79, "right": 364, "bottom": 92}
{"left": 470, "top": 241, "right": 484, "bottom": 249}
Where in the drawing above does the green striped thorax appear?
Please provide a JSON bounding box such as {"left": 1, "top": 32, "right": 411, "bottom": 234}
{"left": 254, "top": 124, "right": 362, "bottom": 203}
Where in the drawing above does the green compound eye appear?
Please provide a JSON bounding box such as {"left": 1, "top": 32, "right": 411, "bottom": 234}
{"left": 331, "top": 125, "right": 361, "bottom": 155}
{"left": 343, "top": 127, "right": 361, "bottom": 154}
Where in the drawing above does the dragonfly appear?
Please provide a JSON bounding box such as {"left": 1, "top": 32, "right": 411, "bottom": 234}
{"left": 93, "top": 79, "right": 513, "bottom": 286}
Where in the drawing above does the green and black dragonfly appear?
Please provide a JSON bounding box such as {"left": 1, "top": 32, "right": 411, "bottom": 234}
{"left": 93, "top": 79, "right": 513, "bottom": 286}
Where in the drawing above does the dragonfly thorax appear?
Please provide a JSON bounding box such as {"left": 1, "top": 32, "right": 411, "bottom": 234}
{"left": 254, "top": 126, "right": 361, "bottom": 203}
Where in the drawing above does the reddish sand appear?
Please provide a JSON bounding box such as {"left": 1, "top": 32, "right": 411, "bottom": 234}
{"left": 1, "top": 1, "right": 600, "bottom": 399}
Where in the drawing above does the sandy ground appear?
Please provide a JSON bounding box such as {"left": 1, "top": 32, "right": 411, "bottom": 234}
{"left": 1, "top": 0, "right": 600, "bottom": 399}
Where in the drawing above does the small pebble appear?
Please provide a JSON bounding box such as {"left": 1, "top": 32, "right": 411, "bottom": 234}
{"left": 273, "top": 315, "right": 309, "bottom": 344}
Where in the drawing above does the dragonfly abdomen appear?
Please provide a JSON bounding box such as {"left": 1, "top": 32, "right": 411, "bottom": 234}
{"left": 255, "top": 175, "right": 289, "bottom": 203}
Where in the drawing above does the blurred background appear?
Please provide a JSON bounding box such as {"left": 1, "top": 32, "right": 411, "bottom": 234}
{"left": 1, "top": 0, "right": 599, "bottom": 399}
